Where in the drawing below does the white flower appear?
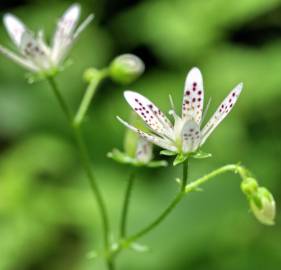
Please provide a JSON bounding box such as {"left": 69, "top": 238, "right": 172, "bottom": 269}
{"left": 0, "top": 3, "right": 94, "bottom": 73}
{"left": 117, "top": 67, "right": 243, "bottom": 154}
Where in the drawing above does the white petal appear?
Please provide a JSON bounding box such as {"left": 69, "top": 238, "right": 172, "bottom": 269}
{"left": 3, "top": 14, "right": 26, "bottom": 47}
{"left": 124, "top": 91, "right": 173, "bottom": 138}
{"left": 182, "top": 67, "right": 204, "bottom": 125}
{"left": 0, "top": 44, "right": 38, "bottom": 71}
{"left": 117, "top": 116, "right": 177, "bottom": 152}
{"left": 73, "top": 14, "right": 94, "bottom": 39}
{"left": 136, "top": 137, "right": 153, "bottom": 163}
{"left": 181, "top": 120, "right": 201, "bottom": 153}
{"left": 52, "top": 4, "right": 81, "bottom": 62}
{"left": 59, "top": 3, "right": 81, "bottom": 36}
{"left": 201, "top": 83, "right": 243, "bottom": 145}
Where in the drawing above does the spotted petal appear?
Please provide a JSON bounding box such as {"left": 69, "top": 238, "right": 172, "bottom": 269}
{"left": 124, "top": 91, "right": 173, "bottom": 138}
{"left": 3, "top": 14, "right": 26, "bottom": 47}
{"left": 20, "top": 32, "right": 51, "bottom": 70}
{"left": 181, "top": 120, "right": 201, "bottom": 153}
{"left": 136, "top": 137, "right": 153, "bottom": 163}
{"left": 182, "top": 67, "right": 204, "bottom": 125}
{"left": 201, "top": 83, "right": 243, "bottom": 145}
{"left": 117, "top": 116, "right": 177, "bottom": 152}
{"left": 52, "top": 4, "right": 81, "bottom": 63}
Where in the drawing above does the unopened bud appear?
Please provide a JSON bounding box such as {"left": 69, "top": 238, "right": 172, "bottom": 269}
{"left": 250, "top": 187, "right": 276, "bottom": 225}
{"left": 241, "top": 177, "right": 258, "bottom": 197}
{"left": 109, "top": 54, "right": 144, "bottom": 85}
{"left": 83, "top": 68, "right": 100, "bottom": 83}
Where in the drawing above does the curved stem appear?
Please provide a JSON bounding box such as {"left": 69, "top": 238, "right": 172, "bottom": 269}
{"left": 46, "top": 76, "right": 114, "bottom": 270}
{"left": 114, "top": 162, "right": 247, "bottom": 256}
{"left": 74, "top": 69, "right": 108, "bottom": 126}
{"left": 184, "top": 164, "right": 247, "bottom": 194}
{"left": 120, "top": 171, "right": 136, "bottom": 239}
{"left": 123, "top": 160, "right": 189, "bottom": 245}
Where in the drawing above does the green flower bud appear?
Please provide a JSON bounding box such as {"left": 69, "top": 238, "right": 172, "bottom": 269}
{"left": 83, "top": 68, "right": 100, "bottom": 83}
{"left": 250, "top": 187, "right": 276, "bottom": 225}
{"left": 241, "top": 177, "right": 259, "bottom": 197}
{"left": 109, "top": 54, "right": 145, "bottom": 85}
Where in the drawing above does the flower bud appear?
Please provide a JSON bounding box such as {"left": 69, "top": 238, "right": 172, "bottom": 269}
{"left": 241, "top": 177, "right": 258, "bottom": 197}
{"left": 83, "top": 68, "right": 100, "bottom": 83}
{"left": 250, "top": 187, "right": 276, "bottom": 225}
{"left": 109, "top": 54, "right": 145, "bottom": 85}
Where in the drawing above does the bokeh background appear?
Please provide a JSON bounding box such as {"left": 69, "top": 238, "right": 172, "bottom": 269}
{"left": 0, "top": 0, "right": 281, "bottom": 269}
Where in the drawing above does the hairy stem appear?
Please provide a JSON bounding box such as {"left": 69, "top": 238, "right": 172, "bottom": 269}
{"left": 47, "top": 76, "right": 114, "bottom": 270}
{"left": 120, "top": 171, "right": 136, "bottom": 239}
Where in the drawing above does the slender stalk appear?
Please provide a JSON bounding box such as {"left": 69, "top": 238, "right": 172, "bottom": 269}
{"left": 181, "top": 160, "right": 188, "bottom": 191}
{"left": 123, "top": 160, "right": 189, "bottom": 245}
{"left": 120, "top": 171, "right": 136, "bottom": 239}
{"left": 47, "top": 76, "right": 73, "bottom": 122}
{"left": 46, "top": 76, "right": 114, "bottom": 270}
{"left": 74, "top": 69, "right": 108, "bottom": 126}
{"left": 184, "top": 164, "right": 246, "bottom": 194}
{"left": 114, "top": 162, "right": 246, "bottom": 256}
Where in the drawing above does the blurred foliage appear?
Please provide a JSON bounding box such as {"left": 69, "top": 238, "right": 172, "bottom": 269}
{"left": 0, "top": 0, "right": 281, "bottom": 270}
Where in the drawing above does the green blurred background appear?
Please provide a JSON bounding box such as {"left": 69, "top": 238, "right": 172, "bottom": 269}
{"left": 0, "top": 0, "right": 280, "bottom": 269}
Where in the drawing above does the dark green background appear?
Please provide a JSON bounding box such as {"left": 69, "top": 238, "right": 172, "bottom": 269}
{"left": 0, "top": 0, "right": 280, "bottom": 269}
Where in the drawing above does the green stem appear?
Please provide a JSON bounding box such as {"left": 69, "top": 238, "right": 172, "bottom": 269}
{"left": 184, "top": 164, "right": 246, "bottom": 194}
{"left": 114, "top": 162, "right": 247, "bottom": 256}
{"left": 123, "top": 160, "right": 189, "bottom": 245}
{"left": 47, "top": 76, "right": 73, "bottom": 122}
{"left": 120, "top": 171, "right": 136, "bottom": 239}
{"left": 74, "top": 69, "right": 108, "bottom": 126}
{"left": 46, "top": 76, "right": 114, "bottom": 270}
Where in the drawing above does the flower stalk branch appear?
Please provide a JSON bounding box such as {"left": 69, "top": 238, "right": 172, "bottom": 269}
{"left": 46, "top": 76, "right": 114, "bottom": 270}
{"left": 112, "top": 163, "right": 256, "bottom": 257}
{"left": 74, "top": 68, "right": 109, "bottom": 126}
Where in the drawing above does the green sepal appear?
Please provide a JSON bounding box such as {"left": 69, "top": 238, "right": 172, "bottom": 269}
{"left": 191, "top": 150, "right": 212, "bottom": 159}
{"left": 147, "top": 160, "right": 168, "bottom": 168}
{"left": 130, "top": 242, "right": 150, "bottom": 253}
{"left": 160, "top": 150, "right": 177, "bottom": 156}
{"left": 173, "top": 153, "right": 188, "bottom": 166}
{"left": 107, "top": 148, "right": 167, "bottom": 168}
{"left": 107, "top": 148, "right": 137, "bottom": 165}
{"left": 25, "top": 60, "right": 72, "bottom": 84}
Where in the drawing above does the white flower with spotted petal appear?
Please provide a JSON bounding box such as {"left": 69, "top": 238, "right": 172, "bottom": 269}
{"left": 0, "top": 3, "right": 94, "bottom": 73}
{"left": 117, "top": 67, "right": 243, "bottom": 155}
